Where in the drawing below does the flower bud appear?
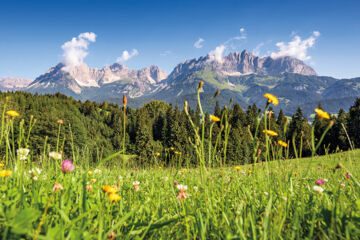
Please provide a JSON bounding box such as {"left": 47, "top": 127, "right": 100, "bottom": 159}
{"left": 214, "top": 90, "right": 220, "bottom": 98}
{"left": 198, "top": 81, "right": 204, "bottom": 90}
{"left": 122, "top": 94, "right": 127, "bottom": 106}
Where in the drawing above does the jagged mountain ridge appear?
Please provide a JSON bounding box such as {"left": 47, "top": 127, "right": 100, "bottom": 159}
{"left": 1, "top": 50, "right": 359, "bottom": 116}
{"left": 27, "top": 62, "right": 168, "bottom": 98}
{"left": 0, "top": 77, "right": 33, "bottom": 92}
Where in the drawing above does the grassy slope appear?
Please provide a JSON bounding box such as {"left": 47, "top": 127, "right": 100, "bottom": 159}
{"left": 1, "top": 150, "right": 360, "bottom": 239}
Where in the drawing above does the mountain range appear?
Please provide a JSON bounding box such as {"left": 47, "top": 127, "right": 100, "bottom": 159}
{"left": 1, "top": 50, "right": 359, "bottom": 116}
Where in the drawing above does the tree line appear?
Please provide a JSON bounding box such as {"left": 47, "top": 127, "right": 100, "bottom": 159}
{"left": 0, "top": 91, "right": 359, "bottom": 167}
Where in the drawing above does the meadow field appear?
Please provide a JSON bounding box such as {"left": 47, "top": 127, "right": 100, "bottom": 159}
{"left": 1, "top": 87, "right": 360, "bottom": 239}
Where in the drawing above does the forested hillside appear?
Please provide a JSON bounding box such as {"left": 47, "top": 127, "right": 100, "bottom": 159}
{"left": 1, "top": 91, "right": 359, "bottom": 166}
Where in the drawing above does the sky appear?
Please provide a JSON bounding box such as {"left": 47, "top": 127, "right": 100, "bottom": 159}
{"left": 0, "top": 0, "right": 359, "bottom": 79}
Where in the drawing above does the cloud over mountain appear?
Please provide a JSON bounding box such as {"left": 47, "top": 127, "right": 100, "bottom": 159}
{"left": 117, "top": 49, "right": 139, "bottom": 63}
{"left": 194, "top": 38, "right": 204, "bottom": 48}
{"left": 61, "top": 32, "right": 97, "bottom": 71}
{"left": 271, "top": 31, "right": 320, "bottom": 61}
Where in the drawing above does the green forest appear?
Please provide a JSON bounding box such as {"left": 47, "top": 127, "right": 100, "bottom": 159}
{"left": 1, "top": 91, "right": 359, "bottom": 167}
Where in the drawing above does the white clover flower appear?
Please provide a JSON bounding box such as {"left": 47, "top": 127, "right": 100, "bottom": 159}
{"left": 193, "top": 186, "right": 198, "bottom": 192}
{"left": 29, "top": 167, "right": 42, "bottom": 176}
{"left": 17, "top": 148, "right": 30, "bottom": 160}
{"left": 161, "top": 176, "right": 168, "bottom": 181}
{"left": 313, "top": 185, "right": 324, "bottom": 193}
{"left": 177, "top": 184, "right": 188, "bottom": 192}
{"left": 93, "top": 169, "right": 102, "bottom": 174}
{"left": 133, "top": 181, "right": 140, "bottom": 186}
{"left": 118, "top": 175, "right": 123, "bottom": 181}
{"left": 49, "top": 151, "right": 62, "bottom": 160}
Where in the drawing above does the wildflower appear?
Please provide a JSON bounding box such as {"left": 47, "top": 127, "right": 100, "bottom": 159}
{"left": 135, "top": 167, "right": 138, "bottom": 171}
{"left": 208, "top": 177, "right": 212, "bottom": 181}
{"left": 57, "top": 119, "right": 63, "bottom": 124}
{"left": 206, "top": 168, "right": 210, "bottom": 172}
{"left": 33, "top": 176, "right": 39, "bottom": 181}
{"left": 314, "top": 108, "right": 330, "bottom": 119}
{"left": 177, "top": 184, "right": 188, "bottom": 200}
{"left": 118, "top": 175, "right": 123, "bottom": 181}
{"left": 263, "top": 130, "right": 278, "bottom": 136}
{"left": 88, "top": 171, "right": 93, "bottom": 175}
{"left": 108, "top": 232, "right": 115, "bottom": 240}
{"left": 17, "top": 148, "right": 30, "bottom": 160}
{"left": 155, "top": 152, "right": 160, "bottom": 157}
{"left": 49, "top": 151, "right": 62, "bottom": 160}
{"left": 0, "top": 170, "right": 12, "bottom": 178}
{"left": 122, "top": 94, "right": 127, "bottom": 106}
{"left": 174, "top": 180, "right": 178, "bottom": 185}
{"left": 323, "top": 179, "right": 328, "bottom": 182}
{"left": 282, "top": 196, "right": 288, "bottom": 201}
{"left": 193, "top": 186, "right": 198, "bottom": 192}
{"left": 235, "top": 166, "right": 242, "bottom": 171}
{"left": 93, "top": 169, "right": 101, "bottom": 174}
{"left": 60, "top": 160, "right": 75, "bottom": 173}
{"left": 109, "top": 193, "right": 121, "bottom": 202}
{"left": 53, "top": 183, "right": 63, "bottom": 192}
{"left": 161, "top": 176, "right": 168, "bottom": 181}
{"left": 86, "top": 184, "right": 93, "bottom": 191}
{"left": 91, "top": 178, "right": 96, "bottom": 183}
{"left": 264, "top": 93, "right": 279, "bottom": 106}
{"left": 316, "top": 180, "right": 325, "bottom": 185}
{"left": 264, "top": 192, "right": 269, "bottom": 196}
{"left": 0, "top": 163, "right": 4, "bottom": 168}
{"left": 313, "top": 185, "right": 324, "bottom": 193}
{"left": 294, "top": 172, "right": 298, "bottom": 176}
{"left": 340, "top": 183, "right": 345, "bottom": 187}
{"left": 6, "top": 110, "right": 19, "bottom": 118}
{"left": 198, "top": 81, "right": 204, "bottom": 90}
{"left": 248, "top": 170, "right": 252, "bottom": 174}
{"left": 133, "top": 181, "right": 140, "bottom": 191}
{"left": 29, "top": 167, "right": 42, "bottom": 176}
{"left": 210, "top": 115, "right": 220, "bottom": 122}
{"left": 257, "top": 148, "right": 262, "bottom": 155}
{"left": 170, "top": 147, "right": 174, "bottom": 151}
{"left": 345, "top": 173, "right": 350, "bottom": 179}
{"left": 103, "top": 185, "right": 117, "bottom": 194}
{"left": 278, "top": 140, "right": 288, "bottom": 148}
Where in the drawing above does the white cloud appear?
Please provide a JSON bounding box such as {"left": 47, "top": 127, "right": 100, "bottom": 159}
{"left": 116, "top": 49, "right": 139, "bottom": 63}
{"left": 160, "top": 50, "right": 172, "bottom": 56}
{"left": 252, "top": 42, "right": 264, "bottom": 56}
{"left": 271, "top": 31, "right": 320, "bottom": 61}
{"left": 208, "top": 45, "right": 226, "bottom": 63}
{"left": 61, "top": 32, "right": 97, "bottom": 71}
{"left": 194, "top": 38, "right": 205, "bottom": 48}
{"left": 207, "top": 28, "right": 247, "bottom": 63}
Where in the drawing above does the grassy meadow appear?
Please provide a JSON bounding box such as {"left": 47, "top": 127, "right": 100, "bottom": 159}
{"left": 1, "top": 86, "right": 360, "bottom": 239}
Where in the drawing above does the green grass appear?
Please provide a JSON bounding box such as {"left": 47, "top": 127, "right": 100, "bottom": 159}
{"left": 0, "top": 149, "right": 359, "bottom": 239}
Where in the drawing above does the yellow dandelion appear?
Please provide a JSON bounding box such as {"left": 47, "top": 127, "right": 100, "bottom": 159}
{"left": 6, "top": 110, "right": 19, "bottom": 118}
{"left": 314, "top": 108, "right": 330, "bottom": 119}
{"left": 235, "top": 166, "right": 242, "bottom": 170}
{"left": 0, "top": 170, "right": 12, "bottom": 178}
{"left": 248, "top": 170, "right": 252, "bottom": 174}
{"left": 264, "top": 93, "right": 279, "bottom": 106}
{"left": 0, "top": 163, "right": 4, "bottom": 168}
{"left": 263, "top": 130, "right": 278, "bottom": 137}
{"left": 103, "top": 185, "right": 117, "bottom": 194}
{"left": 155, "top": 152, "right": 160, "bottom": 157}
{"left": 210, "top": 115, "right": 220, "bottom": 122}
{"left": 88, "top": 171, "right": 93, "bottom": 175}
{"left": 109, "top": 193, "right": 121, "bottom": 202}
{"left": 294, "top": 172, "right": 298, "bottom": 176}
{"left": 278, "top": 140, "right": 288, "bottom": 148}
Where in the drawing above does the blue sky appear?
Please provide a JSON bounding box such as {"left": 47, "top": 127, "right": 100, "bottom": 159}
{"left": 0, "top": 0, "right": 359, "bottom": 79}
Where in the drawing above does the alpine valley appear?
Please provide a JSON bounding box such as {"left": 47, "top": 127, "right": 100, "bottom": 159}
{"left": 2, "top": 50, "right": 360, "bottom": 116}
